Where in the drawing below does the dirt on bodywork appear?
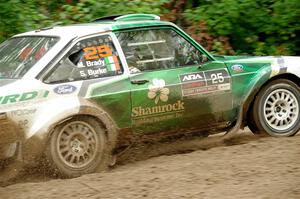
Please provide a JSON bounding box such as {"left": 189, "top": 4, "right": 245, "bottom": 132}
{"left": 0, "top": 129, "right": 299, "bottom": 198}
{"left": 0, "top": 118, "right": 25, "bottom": 183}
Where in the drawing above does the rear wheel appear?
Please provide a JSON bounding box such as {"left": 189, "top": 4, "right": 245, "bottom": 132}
{"left": 249, "top": 79, "right": 300, "bottom": 137}
{"left": 46, "top": 116, "right": 110, "bottom": 177}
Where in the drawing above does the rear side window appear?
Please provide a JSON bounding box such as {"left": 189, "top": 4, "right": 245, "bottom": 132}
{"left": 45, "top": 35, "right": 123, "bottom": 83}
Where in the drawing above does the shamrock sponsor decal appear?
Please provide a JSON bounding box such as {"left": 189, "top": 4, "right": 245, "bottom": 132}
{"left": 148, "top": 78, "right": 169, "bottom": 104}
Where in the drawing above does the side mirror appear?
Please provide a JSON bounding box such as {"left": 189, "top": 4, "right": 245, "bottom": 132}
{"left": 198, "top": 55, "right": 209, "bottom": 69}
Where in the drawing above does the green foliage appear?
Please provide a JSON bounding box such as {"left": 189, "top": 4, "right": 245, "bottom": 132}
{"left": 184, "top": 0, "right": 300, "bottom": 55}
{"left": 0, "top": 0, "right": 44, "bottom": 42}
{"left": 0, "top": 0, "right": 299, "bottom": 55}
{"left": 51, "top": 0, "right": 167, "bottom": 24}
{"left": 0, "top": 0, "right": 166, "bottom": 42}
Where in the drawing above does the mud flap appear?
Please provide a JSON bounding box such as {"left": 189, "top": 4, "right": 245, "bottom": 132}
{"left": 223, "top": 108, "right": 243, "bottom": 139}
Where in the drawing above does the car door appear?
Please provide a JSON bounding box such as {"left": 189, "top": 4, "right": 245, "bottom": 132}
{"left": 116, "top": 28, "right": 234, "bottom": 134}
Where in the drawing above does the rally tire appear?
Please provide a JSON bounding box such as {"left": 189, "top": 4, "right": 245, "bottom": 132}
{"left": 46, "top": 116, "right": 110, "bottom": 178}
{"left": 250, "top": 79, "right": 300, "bottom": 137}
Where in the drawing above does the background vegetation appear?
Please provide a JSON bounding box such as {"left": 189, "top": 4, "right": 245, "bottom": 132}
{"left": 1, "top": 0, "right": 299, "bottom": 55}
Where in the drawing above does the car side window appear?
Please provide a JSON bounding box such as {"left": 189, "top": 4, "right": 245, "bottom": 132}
{"left": 44, "top": 35, "right": 123, "bottom": 83}
{"left": 116, "top": 29, "right": 208, "bottom": 73}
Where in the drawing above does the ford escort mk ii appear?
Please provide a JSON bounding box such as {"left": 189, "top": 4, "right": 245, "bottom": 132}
{"left": 0, "top": 14, "right": 299, "bottom": 177}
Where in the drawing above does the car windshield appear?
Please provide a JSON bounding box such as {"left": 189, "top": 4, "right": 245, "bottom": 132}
{"left": 0, "top": 36, "right": 58, "bottom": 79}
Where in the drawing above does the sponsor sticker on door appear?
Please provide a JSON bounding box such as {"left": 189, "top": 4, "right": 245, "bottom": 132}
{"left": 132, "top": 78, "right": 185, "bottom": 125}
{"left": 179, "top": 69, "right": 231, "bottom": 97}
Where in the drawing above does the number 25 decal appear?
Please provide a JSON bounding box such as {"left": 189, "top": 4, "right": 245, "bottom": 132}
{"left": 83, "top": 45, "right": 113, "bottom": 60}
{"left": 211, "top": 73, "right": 224, "bottom": 84}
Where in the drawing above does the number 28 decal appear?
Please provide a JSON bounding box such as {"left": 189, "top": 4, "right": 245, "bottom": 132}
{"left": 83, "top": 45, "right": 113, "bottom": 60}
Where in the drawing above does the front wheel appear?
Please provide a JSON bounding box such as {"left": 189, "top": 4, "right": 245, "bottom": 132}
{"left": 249, "top": 79, "right": 300, "bottom": 137}
{"left": 46, "top": 116, "right": 110, "bottom": 177}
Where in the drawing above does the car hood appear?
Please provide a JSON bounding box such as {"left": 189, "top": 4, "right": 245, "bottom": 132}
{"left": 214, "top": 55, "right": 256, "bottom": 61}
{"left": 216, "top": 55, "right": 300, "bottom": 64}
{"left": 222, "top": 56, "right": 300, "bottom": 78}
{"left": 0, "top": 79, "right": 17, "bottom": 87}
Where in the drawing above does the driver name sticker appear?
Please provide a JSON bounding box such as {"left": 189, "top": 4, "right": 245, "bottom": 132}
{"left": 179, "top": 69, "right": 231, "bottom": 97}
{"left": 77, "top": 41, "right": 122, "bottom": 78}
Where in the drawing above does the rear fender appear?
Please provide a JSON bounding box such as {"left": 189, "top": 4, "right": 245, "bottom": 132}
{"left": 23, "top": 98, "right": 118, "bottom": 159}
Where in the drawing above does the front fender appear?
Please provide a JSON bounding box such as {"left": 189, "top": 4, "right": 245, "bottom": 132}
{"left": 239, "top": 65, "right": 272, "bottom": 107}
{"left": 234, "top": 65, "right": 272, "bottom": 127}
{"left": 241, "top": 56, "right": 300, "bottom": 122}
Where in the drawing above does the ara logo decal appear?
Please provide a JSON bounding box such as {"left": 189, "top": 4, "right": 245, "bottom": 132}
{"left": 54, "top": 85, "right": 77, "bottom": 95}
{"left": 231, "top": 64, "right": 244, "bottom": 73}
{"left": 147, "top": 78, "right": 170, "bottom": 104}
{"left": 180, "top": 72, "right": 205, "bottom": 82}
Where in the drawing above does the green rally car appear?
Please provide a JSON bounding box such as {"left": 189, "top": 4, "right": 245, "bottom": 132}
{"left": 0, "top": 14, "right": 299, "bottom": 178}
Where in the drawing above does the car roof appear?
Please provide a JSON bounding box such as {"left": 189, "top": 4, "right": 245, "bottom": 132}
{"left": 15, "top": 14, "right": 174, "bottom": 40}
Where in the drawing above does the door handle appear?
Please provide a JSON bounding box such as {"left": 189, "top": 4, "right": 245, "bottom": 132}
{"left": 131, "top": 79, "right": 149, "bottom": 85}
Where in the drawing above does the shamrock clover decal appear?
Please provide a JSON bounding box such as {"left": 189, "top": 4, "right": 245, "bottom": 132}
{"left": 148, "top": 78, "right": 170, "bottom": 104}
